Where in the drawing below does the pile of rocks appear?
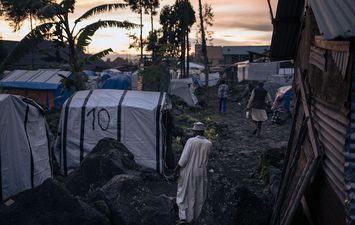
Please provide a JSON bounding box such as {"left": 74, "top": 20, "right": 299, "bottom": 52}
{"left": 0, "top": 138, "right": 177, "bottom": 225}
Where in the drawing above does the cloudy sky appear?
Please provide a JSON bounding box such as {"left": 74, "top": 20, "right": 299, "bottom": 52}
{"left": 0, "top": 0, "right": 278, "bottom": 55}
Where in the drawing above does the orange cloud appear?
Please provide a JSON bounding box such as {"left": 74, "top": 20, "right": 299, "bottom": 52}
{"left": 0, "top": 0, "right": 278, "bottom": 53}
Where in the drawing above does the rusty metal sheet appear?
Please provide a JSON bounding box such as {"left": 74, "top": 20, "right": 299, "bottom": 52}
{"left": 309, "top": 46, "right": 326, "bottom": 71}
{"left": 271, "top": 69, "right": 323, "bottom": 225}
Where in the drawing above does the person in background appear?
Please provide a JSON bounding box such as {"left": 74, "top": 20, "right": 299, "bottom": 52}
{"left": 218, "top": 79, "right": 229, "bottom": 114}
{"left": 174, "top": 122, "right": 212, "bottom": 225}
{"left": 246, "top": 82, "right": 272, "bottom": 137}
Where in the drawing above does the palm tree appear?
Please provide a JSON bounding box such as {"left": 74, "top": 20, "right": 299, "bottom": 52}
{"left": 0, "top": 1, "right": 137, "bottom": 87}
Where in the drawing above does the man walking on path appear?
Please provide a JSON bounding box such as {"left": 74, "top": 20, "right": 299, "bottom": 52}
{"left": 174, "top": 122, "right": 212, "bottom": 224}
{"left": 246, "top": 82, "right": 272, "bottom": 137}
{"left": 218, "top": 79, "right": 228, "bottom": 114}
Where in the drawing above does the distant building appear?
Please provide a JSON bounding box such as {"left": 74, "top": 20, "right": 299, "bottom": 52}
{"left": 222, "top": 46, "right": 270, "bottom": 64}
{"left": 195, "top": 44, "right": 224, "bottom": 66}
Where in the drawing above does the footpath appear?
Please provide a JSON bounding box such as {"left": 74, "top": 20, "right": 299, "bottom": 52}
{"left": 171, "top": 86, "right": 292, "bottom": 225}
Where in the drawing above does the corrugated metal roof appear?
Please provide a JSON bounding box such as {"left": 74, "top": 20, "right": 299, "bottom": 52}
{"left": 270, "top": 0, "right": 305, "bottom": 60}
{"left": 1, "top": 69, "right": 70, "bottom": 84}
{"left": 309, "top": 0, "right": 355, "bottom": 40}
{"left": 0, "top": 69, "right": 71, "bottom": 90}
{"left": 222, "top": 46, "right": 270, "bottom": 55}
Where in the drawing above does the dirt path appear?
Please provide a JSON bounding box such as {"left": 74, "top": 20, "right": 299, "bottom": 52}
{"left": 171, "top": 86, "right": 292, "bottom": 225}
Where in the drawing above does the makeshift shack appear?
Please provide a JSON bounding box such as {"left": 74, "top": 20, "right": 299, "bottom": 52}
{"left": 0, "top": 94, "right": 52, "bottom": 201}
{"left": 0, "top": 69, "right": 73, "bottom": 110}
{"left": 237, "top": 60, "right": 293, "bottom": 82}
{"left": 55, "top": 90, "right": 171, "bottom": 175}
{"left": 270, "top": 1, "right": 355, "bottom": 225}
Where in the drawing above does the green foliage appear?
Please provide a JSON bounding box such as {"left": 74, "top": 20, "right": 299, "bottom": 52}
{"left": 0, "top": 1, "right": 137, "bottom": 85}
{"left": 75, "top": 3, "right": 127, "bottom": 23}
{"left": 196, "top": 3, "right": 214, "bottom": 45}
{"left": 205, "top": 127, "right": 218, "bottom": 141}
{"left": 159, "top": 1, "right": 195, "bottom": 77}
{"left": 76, "top": 20, "right": 136, "bottom": 52}
{"left": 142, "top": 64, "right": 164, "bottom": 91}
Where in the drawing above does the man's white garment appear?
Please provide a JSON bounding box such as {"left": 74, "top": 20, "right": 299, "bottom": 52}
{"left": 176, "top": 135, "right": 212, "bottom": 222}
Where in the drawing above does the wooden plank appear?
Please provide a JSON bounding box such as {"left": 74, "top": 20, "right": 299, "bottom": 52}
{"left": 314, "top": 36, "right": 350, "bottom": 52}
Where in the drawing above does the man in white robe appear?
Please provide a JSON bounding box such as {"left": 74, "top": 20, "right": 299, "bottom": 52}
{"left": 174, "top": 122, "right": 212, "bottom": 224}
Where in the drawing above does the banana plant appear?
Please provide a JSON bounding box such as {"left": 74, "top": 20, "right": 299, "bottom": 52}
{"left": 0, "top": 0, "right": 138, "bottom": 89}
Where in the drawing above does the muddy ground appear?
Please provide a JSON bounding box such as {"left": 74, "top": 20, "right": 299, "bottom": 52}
{"left": 169, "top": 85, "right": 292, "bottom": 225}
{"left": 1, "top": 84, "right": 292, "bottom": 225}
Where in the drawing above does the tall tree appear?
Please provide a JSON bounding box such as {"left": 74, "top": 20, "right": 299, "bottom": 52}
{"left": 196, "top": 3, "right": 214, "bottom": 45}
{"left": 159, "top": 2, "right": 195, "bottom": 77}
{"left": 125, "top": 0, "right": 145, "bottom": 62}
{"left": 146, "top": 0, "right": 159, "bottom": 32}
{"left": 198, "top": 0, "right": 210, "bottom": 87}
{"left": 1, "top": 0, "right": 54, "bottom": 69}
{"left": 0, "top": 1, "right": 137, "bottom": 87}
{"left": 0, "top": 0, "right": 52, "bottom": 31}
{"left": 125, "top": 0, "right": 159, "bottom": 62}
{"left": 174, "top": 0, "right": 195, "bottom": 78}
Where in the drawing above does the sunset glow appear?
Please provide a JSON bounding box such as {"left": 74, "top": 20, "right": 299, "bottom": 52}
{"left": 0, "top": 0, "right": 278, "bottom": 55}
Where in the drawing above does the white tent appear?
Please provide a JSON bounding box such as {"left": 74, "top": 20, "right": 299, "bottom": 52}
{"left": 186, "top": 62, "right": 205, "bottom": 70}
{"left": 170, "top": 78, "right": 198, "bottom": 106}
{"left": 55, "top": 89, "right": 170, "bottom": 175}
{"left": 0, "top": 94, "right": 52, "bottom": 201}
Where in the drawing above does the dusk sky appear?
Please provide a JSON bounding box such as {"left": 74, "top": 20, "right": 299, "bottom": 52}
{"left": 0, "top": 0, "right": 278, "bottom": 56}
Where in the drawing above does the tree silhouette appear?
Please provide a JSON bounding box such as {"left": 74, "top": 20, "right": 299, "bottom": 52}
{"left": 198, "top": 0, "right": 210, "bottom": 87}
{"left": 0, "top": 0, "right": 52, "bottom": 31}
{"left": 0, "top": 1, "right": 137, "bottom": 88}
{"left": 159, "top": 1, "right": 195, "bottom": 78}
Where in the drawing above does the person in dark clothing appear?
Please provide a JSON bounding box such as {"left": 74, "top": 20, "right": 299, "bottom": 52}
{"left": 217, "top": 79, "right": 229, "bottom": 114}
{"left": 246, "top": 82, "right": 272, "bottom": 137}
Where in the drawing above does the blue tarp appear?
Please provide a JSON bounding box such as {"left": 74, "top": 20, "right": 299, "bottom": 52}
{"left": 0, "top": 81, "right": 60, "bottom": 90}
{"left": 101, "top": 74, "right": 132, "bottom": 90}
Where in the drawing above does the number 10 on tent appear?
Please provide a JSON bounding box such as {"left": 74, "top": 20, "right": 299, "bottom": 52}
{"left": 86, "top": 108, "right": 111, "bottom": 131}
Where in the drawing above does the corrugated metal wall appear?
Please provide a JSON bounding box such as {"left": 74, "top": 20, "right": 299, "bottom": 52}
{"left": 311, "top": 96, "right": 348, "bottom": 202}
{"left": 346, "top": 51, "right": 355, "bottom": 224}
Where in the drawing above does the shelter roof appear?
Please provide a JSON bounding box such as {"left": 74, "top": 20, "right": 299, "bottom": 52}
{"left": 309, "top": 0, "right": 355, "bottom": 39}
{"left": 0, "top": 69, "right": 71, "bottom": 90}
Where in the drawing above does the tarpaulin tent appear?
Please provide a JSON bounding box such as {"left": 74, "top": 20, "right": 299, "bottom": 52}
{"left": 101, "top": 74, "right": 132, "bottom": 90}
{"left": 170, "top": 78, "right": 198, "bottom": 106}
{"left": 0, "top": 94, "right": 52, "bottom": 201}
{"left": 0, "top": 69, "right": 73, "bottom": 110}
{"left": 55, "top": 90, "right": 171, "bottom": 175}
{"left": 272, "top": 86, "right": 293, "bottom": 113}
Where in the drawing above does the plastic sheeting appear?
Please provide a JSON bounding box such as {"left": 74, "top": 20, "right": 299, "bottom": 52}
{"left": 0, "top": 94, "right": 51, "bottom": 200}
{"left": 101, "top": 75, "right": 132, "bottom": 90}
{"left": 170, "top": 78, "right": 198, "bottom": 106}
{"left": 55, "top": 90, "right": 169, "bottom": 175}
